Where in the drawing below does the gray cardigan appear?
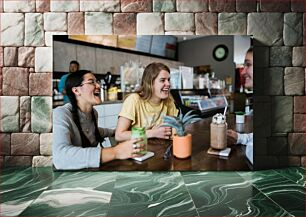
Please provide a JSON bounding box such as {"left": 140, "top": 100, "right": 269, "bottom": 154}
{"left": 52, "top": 103, "right": 114, "bottom": 170}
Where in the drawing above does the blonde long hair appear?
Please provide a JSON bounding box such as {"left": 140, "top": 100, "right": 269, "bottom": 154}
{"left": 135, "top": 62, "right": 174, "bottom": 105}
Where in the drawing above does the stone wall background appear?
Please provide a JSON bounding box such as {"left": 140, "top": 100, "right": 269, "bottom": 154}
{"left": 0, "top": 0, "right": 305, "bottom": 169}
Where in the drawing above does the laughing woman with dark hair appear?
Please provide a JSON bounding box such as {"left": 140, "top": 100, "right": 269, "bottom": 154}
{"left": 53, "top": 70, "right": 143, "bottom": 170}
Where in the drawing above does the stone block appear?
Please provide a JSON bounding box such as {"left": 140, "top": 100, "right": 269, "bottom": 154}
{"left": 29, "top": 73, "right": 52, "bottom": 96}
{"left": 45, "top": 32, "right": 67, "bottom": 47}
{"left": 278, "top": 156, "right": 301, "bottom": 167}
{"left": 4, "top": 156, "right": 32, "bottom": 167}
{"left": 293, "top": 96, "right": 305, "bottom": 113}
{"left": 0, "top": 157, "right": 3, "bottom": 168}
{"left": 11, "top": 133, "right": 39, "bottom": 155}
{"left": 3, "top": 0, "right": 35, "bottom": 12}
{"left": 2, "top": 67, "right": 29, "bottom": 96}
{"left": 267, "top": 136, "right": 288, "bottom": 155}
{"left": 165, "top": 31, "right": 194, "bottom": 35}
{"left": 236, "top": 0, "right": 256, "bottom": 12}
{"left": 264, "top": 67, "right": 284, "bottom": 95}
{"left": 31, "top": 97, "right": 52, "bottom": 133}
{"left": 253, "top": 156, "right": 279, "bottom": 170}
{"left": 0, "top": 133, "right": 10, "bottom": 155}
{"left": 271, "top": 96, "right": 293, "bottom": 133}
{"left": 253, "top": 46, "right": 269, "bottom": 68}
{"left": 253, "top": 98, "right": 271, "bottom": 137}
{"left": 35, "top": 47, "right": 52, "bottom": 72}
{"left": 176, "top": 0, "right": 208, "bottom": 12}
{"left": 36, "top": 0, "right": 50, "bottom": 12}
{"left": 0, "top": 13, "right": 24, "bottom": 46}
{"left": 284, "top": 13, "right": 303, "bottom": 46}
{"left": 68, "top": 12, "right": 85, "bottom": 35}
{"left": 218, "top": 13, "right": 247, "bottom": 35}
{"left": 50, "top": 0, "right": 79, "bottom": 12}
{"left": 195, "top": 13, "right": 217, "bottom": 35}
{"left": 114, "top": 13, "right": 136, "bottom": 35}
{"left": 4, "top": 47, "right": 18, "bottom": 66}
{"left": 303, "top": 13, "right": 306, "bottom": 45}
{"left": 247, "top": 13, "right": 283, "bottom": 46}
{"left": 0, "top": 47, "right": 3, "bottom": 67}
{"left": 40, "top": 133, "right": 52, "bottom": 155}
{"left": 80, "top": 0, "right": 120, "bottom": 12}
{"left": 137, "top": 13, "right": 164, "bottom": 35}
{"left": 25, "top": 13, "right": 44, "bottom": 46}
{"left": 44, "top": 12, "right": 67, "bottom": 31}
{"left": 208, "top": 0, "right": 235, "bottom": 12}
{"left": 253, "top": 137, "right": 268, "bottom": 156}
{"left": 270, "top": 46, "right": 292, "bottom": 67}
{"left": 85, "top": 12, "right": 113, "bottom": 34}
{"left": 18, "top": 47, "right": 35, "bottom": 67}
{"left": 165, "top": 13, "right": 195, "bottom": 31}
{"left": 253, "top": 67, "right": 265, "bottom": 96}
{"left": 20, "top": 96, "right": 31, "bottom": 132}
{"left": 284, "top": 67, "right": 305, "bottom": 95}
{"left": 32, "top": 156, "right": 53, "bottom": 167}
{"left": 302, "top": 156, "right": 306, "bottom": 167}
{"left": 0, "top": 96, "right": 19, "bottom": 132}
{"left": 291, "top": 0, "right": 305, "bottom": 12}
{"left": 293, "top": 114, "right": 306, "bottom": 132}
{"left": 292, "top": 46, "right": 305, "bottom": 67}
{"left": 121, "top": 0, "right": 152, "bottom": 12}
{"left": 260, "top": 0, "right": 290, "bottom": 12}
{"left": 153, "top": 0, "right": 175, "bottom": 12}
{"left": 0, "top": 68, "right": 2, "bottom": 95}
{"left": 288, "top": 133, "right": 305, "bottom": 155}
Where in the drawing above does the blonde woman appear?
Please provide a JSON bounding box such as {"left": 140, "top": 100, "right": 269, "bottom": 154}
{"left": 115, "top": 62, "right": 178, "bottom": 142}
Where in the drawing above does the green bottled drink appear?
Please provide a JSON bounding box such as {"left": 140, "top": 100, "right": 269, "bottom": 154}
{"left": 131, "top": 127, "right": 147, "bottom": 155}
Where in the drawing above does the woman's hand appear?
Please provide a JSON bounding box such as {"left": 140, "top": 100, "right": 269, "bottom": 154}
{"left": 227, "top": 129, "right": 238, "bottom": 145}
{"left": 147, "top": 125, "right": 172, "bottom": 139}
{"left": 114, "top": 138, "right": 145, "bottom": 159}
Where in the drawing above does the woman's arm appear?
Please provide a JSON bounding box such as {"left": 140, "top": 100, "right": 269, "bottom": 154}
{"left": 52, "top": 106, "right": 101, "bottom": 170}
{"left": 115, "top": 116, "right": 172, "bottom": 141}
{"left": 100, "top": 138, "right": 143, "bottom": 163}
{"left": 146, "top": 126, "right": 172, "bottom": 139}
{"left": 115, "top": 116, "right": 133, "bottom": 141}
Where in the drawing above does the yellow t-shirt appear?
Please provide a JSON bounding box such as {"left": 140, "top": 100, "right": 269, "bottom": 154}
{"left": 119, "top": 93, "right": 178, "bottom": 129}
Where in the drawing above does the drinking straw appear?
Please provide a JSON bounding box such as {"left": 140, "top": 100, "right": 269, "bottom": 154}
{"left": 223, "top": 106, "right": 227, "bottom": 117}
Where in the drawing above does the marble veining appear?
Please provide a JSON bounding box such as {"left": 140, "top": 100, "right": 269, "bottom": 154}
{"left": 0, "top": 167, "right": 305, "bottom": 216}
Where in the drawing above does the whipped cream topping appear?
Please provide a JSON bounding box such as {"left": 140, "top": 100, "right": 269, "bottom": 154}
{"left": 212, "top": 113, "right": 226, "bottom": 124}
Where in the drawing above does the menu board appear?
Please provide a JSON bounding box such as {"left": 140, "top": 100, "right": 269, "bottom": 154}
{"left": 69, "top": 35, "right": 177, "bottom": 59}
{"left": 117, "top": 35, "right": 136, "bottom": 50}
{"left": 150, "top": 35, "right": 177, "bottom": 58}
{"left": 69, "top": 35, "right": 117, "bottom": 47}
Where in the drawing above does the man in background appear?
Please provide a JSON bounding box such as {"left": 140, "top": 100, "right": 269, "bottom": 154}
{"left": 58, "top": 60, "right": 80, "bottom": 104}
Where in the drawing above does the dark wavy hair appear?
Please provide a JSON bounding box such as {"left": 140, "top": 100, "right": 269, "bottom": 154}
{"left": 65, "top": 70, "right": 103, "bottom": 148}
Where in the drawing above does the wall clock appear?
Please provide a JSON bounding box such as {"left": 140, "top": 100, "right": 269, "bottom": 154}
{"left": 213, "top": 45, "right": 229, "bottom": 61}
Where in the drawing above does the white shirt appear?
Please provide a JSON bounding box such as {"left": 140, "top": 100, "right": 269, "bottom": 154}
{"left": 237, "top": 133, "right": 253, "bottom": 164}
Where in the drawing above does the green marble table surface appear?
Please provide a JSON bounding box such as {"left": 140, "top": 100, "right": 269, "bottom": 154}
{"left": 0, "top": 167, "right": 305, "bottom": 216}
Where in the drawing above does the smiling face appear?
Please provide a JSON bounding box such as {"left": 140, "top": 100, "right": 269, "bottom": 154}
{"left": 73, "top": 73, "right": 101, "bottom": 108}
{"left": 150, "top": 70, "right": 171, "bottom": 104}
{"left": 242, "top": 51, "right": 253, "bottom": 89}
